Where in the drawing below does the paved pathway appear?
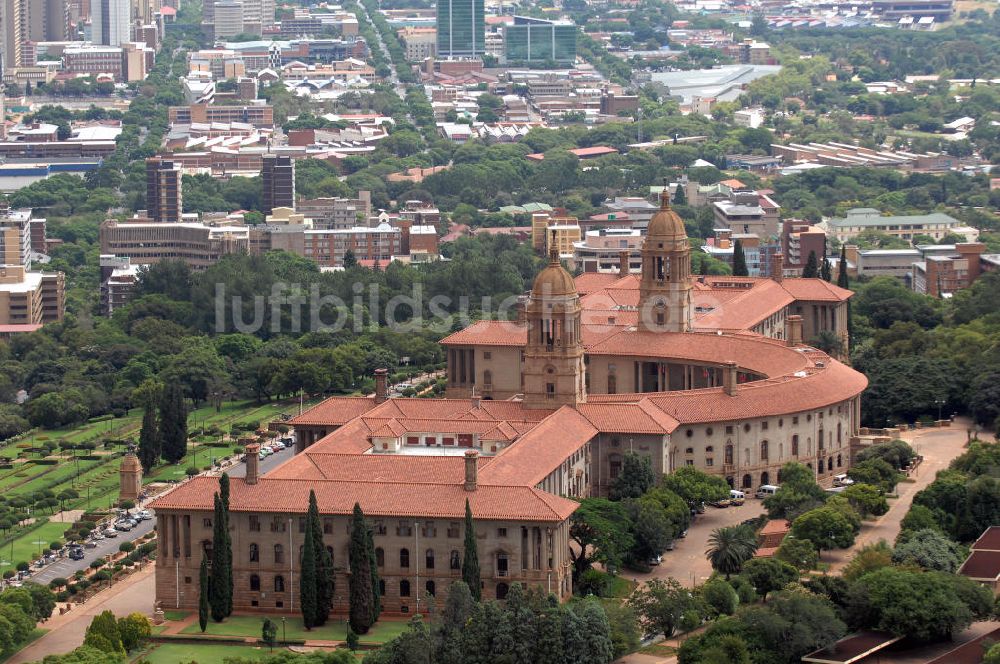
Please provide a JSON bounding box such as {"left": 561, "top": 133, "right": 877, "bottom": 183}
{"left": 824, "top": 421, "right": 973, "bottom": 571}
{"left": 8, "top": 565, "right": 155, "bottom": 664}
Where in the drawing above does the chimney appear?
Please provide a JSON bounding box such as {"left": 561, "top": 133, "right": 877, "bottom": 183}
{"left": 464, "top": 449, "right": 479, "bottom": 491}
{"left": 245, "top": 443, "right": 260, "bottom": 485}
{"left": 619, "top": 250, "right": 630, "bottom": 277}
{"left": 723, "top": 361, "right": 738, "bottom": 396}
{"left": 471, "top": 395, "right": 481, "bottom": 409}
{"left": 786, "top": 315, "right": 803, "bottom": 346}
{"left": 374, "top": 368, "right": 388, "bottom": 404}
{"left": 771, "top": 251, "right": 784, "bottom": 283}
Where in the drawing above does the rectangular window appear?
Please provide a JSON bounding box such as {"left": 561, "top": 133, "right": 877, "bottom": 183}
{"left": 705, "top": 458, "right": 714, "bottom": 467}
{"left": 761, "top": 421, "right": 768, "bottom": 431}
{"left": 483, "top": 351, "right": 492, "bottom": 359}
{"left": 374, "top": 521, "right": 387, "bottom": 536}
{"left": 497, "top": 528, "right": 507, "bottom": 538}
{"left": 203, "top": 518, "right": 212, "bottom": 528}
{"left": 397, "top": 521, "right": 413, "bottom": 537}
{"left": 249, "top": 516, "right": 260, "bottom": 532}
{"left": 406, "top": 436, "right": 419, "bottom": 445}
{"left": 792, "top": 416, "right": 799, "bottom": 425}
{"left": 686, "top": 460, "right": 694, "bottom": 466}
{"left": 725, "top": 425, "right": 734, "bottom": 435}
{"left": 323, "top": 519, "right": 333, "bottom": 535}
{"left": 298, "top": 518, "right": 306, "bottom": 534}
{"left": 447, "top": 522, "right": 460, "bottom": 538}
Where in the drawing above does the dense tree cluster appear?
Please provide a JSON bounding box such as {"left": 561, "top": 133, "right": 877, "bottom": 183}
{"left": 366, "top": 582, "right": 616, "bottom": 664}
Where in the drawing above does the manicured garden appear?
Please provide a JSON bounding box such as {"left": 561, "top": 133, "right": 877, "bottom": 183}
{"left": 180, "top": 615, "right": 410, "bottom": 644}
{"left": 135, "top": 643, "right": 272, "bottom": 664}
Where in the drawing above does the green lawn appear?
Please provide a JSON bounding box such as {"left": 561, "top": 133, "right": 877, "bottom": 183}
{"left": 1, "top": 521, "right": 69, "bottom": 566}
{"left": 137, "top": 643, "right": 272, "bottom": 664}
{"left": 182, "top": 615, "right": 409, "bottom": 643}
{"left": 163, "top": 610, "right": 191, "bottom": 622}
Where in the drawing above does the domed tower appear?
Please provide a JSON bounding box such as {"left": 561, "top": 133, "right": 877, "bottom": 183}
{"left": 522, "top": 245, "right": 586, "bottom": 409}
{"left": 639, "top": 180, "right": 692, "bottom": 333}
{"left": 119, "top": 448, "right": 142, "bottom": 504}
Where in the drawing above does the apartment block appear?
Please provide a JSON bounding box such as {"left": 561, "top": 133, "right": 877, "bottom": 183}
{"left": 100, "top": 218, "right": 251, "bottom": 269}
{"left": 0, "top": 265, "right": 64, "bottom": 329}
{"left": 262, "top": 154, "right": 295, "bottom": 215}
{"left": 398, "top": 27, "right": 436, "bottom": 60}
{"left": 146, "top": 157, "right": 183, "bottom": 223}
{"left": 782, "top": 219, "right": 827, "bottom": 273}
{"left": 296, "top": 192, "right": 372, "bottom": 228}
{"left": 168, "top": 104, "right": 275, "bottom": 128}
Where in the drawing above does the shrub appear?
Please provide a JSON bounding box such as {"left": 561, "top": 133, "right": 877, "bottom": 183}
{"left": 50, "top": 541, "right": 62, "bottom": 550}
{"left": 50, "top": 578, "right": 68, "bottom": 588}
{"left": 185, "top": 467, "right": 199, "bottom": 477}
{"left": 16, "top": 562, "right": 28, "bottom": 572}
{"left": 2, "top": 571, "right": 13, "bottom": 580}
{"left": 56, "top": 591, "right": 69, "bottom": 602}
{"left": 576, "top": 569, "right": 614, "bottom": 597}
{"left": 119, "top": 542, "right": 135, "bottom": 553}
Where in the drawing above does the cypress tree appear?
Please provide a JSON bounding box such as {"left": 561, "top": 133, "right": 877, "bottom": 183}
{"left": 837, "top": 246, "right": 849, "bottom": 289}
{"left": 802, "top": 250, "right": 819, "bottom": 278}
{"left": 137, "top": 406, "right": 160, "bottom": 472}
{"left": 821, "top": 253, "right": 832, "bottom": 282}
{"left": 367, "top": 516, "right": 381, "bottom": 624}
{"left": 349, "top": 503, "right": 376, "bottom": 634}
{"left": 220, "top": 473, "right": 230, "bottom": 513}
{"left": 304, "top": 490, "right": 332, "bottom": 626}
{"left": 209, "top": 494, "right": 226, "bottom": 621}
{"left": 209, "top": 493, "right": 232, "bottom": 621}
{"left": 462, "top": 499, "right": 481, "bottom": 601}
{"left": 159, "top": 383, "right": 188, "bottom": 464}
{"left": 732, "top": 240, "right": 749, "bottom": 276}
{"left": 198, "top": 557, "right": 209, "bottom": 633}
{"left": 299, "top": 502, "right": 319, "bottom": 630}
{"left": 672, "top": 184, "right": 687, "bottom": 205}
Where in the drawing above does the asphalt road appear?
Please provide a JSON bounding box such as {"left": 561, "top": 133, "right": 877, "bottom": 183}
{"left": 29, "top": 517, "right": 155, "bottom": 586}
{"left": 224, "top": 441, "right": 295, "bottom": 478}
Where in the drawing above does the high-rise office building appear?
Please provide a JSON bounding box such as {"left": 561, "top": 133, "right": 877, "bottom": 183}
{"left": 146, "top": 157, "right": 183, "bottom": 223}
{"left": 212, "top": 0, "right": 243, "bottom": 38}
{"left": 261, "top": 154, "right": 295, "bottom": 215}
{"left": 503, "top": 16, "right": 576, "bottom": 64}
{"left": 436, "top": 0, "right": 484, "bottom": 59}
{"left": 92, "top": 0, "right": 131, "bottom": 46}
{"left": 0, "top": 0, "right": 27, "bottom": 70}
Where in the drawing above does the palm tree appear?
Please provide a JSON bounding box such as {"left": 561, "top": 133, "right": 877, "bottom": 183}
{"left": 706, "top": 525, "right": 758, "bottom": 578}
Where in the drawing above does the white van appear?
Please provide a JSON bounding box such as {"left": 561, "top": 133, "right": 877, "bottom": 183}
{"left": 729, "top": 490, "right": 745, "bottom": 506}
{"left": 755, "top": 484, "right": 780, "bottom": 498}
{"left": 833, "top": 474, "right": 854, "bottom": 487}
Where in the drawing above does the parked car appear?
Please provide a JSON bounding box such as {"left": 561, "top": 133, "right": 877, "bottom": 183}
{"left": 647, "top": 554, "right": 662, "bottom": 566}
{"left": 833, "top": 474, "right": 854, "bottom": 487}
{"left": 91, "top": 531, "right": 104, "bottom": 541}
{"left": 83, "top": 540, "right": 98, "bottom": 549}
{"left": 729, "top": 490, "right": 746, "bottom": 506}
{"left": 103, "top": 528, "right": 118, "bottom": 538}
{"left": 708, "top": 498, "right": 731, "bottom": 508}
{"left": 69, "top": 547, "right": 85, "bottom": 560}
{"left": 755, "top": 484, "right": 780, "bottom": 499}
{"left": 678, "top": 529, "right": 688, "bottom": 539}
{"left": 115, "top": 521, "right": 132, "bottom": 532}
{"left": 33, "top": 559, "right": 45, "bottom": 569}
{"left": 664, "top": 540, "right": 676, "bottom": 551}
{"left": 138, "top": 510, "right": 152, "bottom": 520}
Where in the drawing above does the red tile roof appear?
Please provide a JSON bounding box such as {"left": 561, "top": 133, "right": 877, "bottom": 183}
{"left": 780, "top": 278, "right": 855, "bottom": 303}
{"left": 268, "top": 453, "right": 489, "bottom": 484}
{"left": 576, "top": 400, "right": 679, "bottom": 434}
{"left": 151, "top": 476, "right": 578, "bottom": 521}
{"left": 480, "top": 407, "right": 598, "bottom": 487}
{"left": 291, "top": 396, "right": 376, "bottom": 426}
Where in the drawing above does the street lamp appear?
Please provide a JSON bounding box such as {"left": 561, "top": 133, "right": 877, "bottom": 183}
{"left": 934, "top": 398, "right": 945, "bottom": 422}
{"left": 281, "top": 616, "right": 286, "bottom": 646}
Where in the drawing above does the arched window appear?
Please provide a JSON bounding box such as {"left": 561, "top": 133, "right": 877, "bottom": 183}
{"left": 760, "top": 472, "right": 770, "bottom": 486}
{"left": 791, "top": 435, "right": 799, "bottom": 456}
{"left": 818, "top": 458, "right": 825, "bottom": 473}
{"left": 828, "top": 456, "right": 834, "bottom": 472}
{"left": 837, "top": 422, "right": 842, "bottom": 444}
{"left": 249, "top": 543, "right": 259, "bottom": 562}
{"left": 274, "top": 575, "right": 285, "bottom": 592}
{"left": 760, "top": 440, "right": 769, "bottom": 460}
{"left": 400, "top": 580, "right": 411, "bottom": 597}
{"left": 375, "top": 547, "right": 385, "bottom": 567}
{"left": 426, "top": 549, "right": 435, "bottom": 570}
{"left": 496, "top": 582, "right": 509, "bottom": 600}
{"left": 426, "top": 580, "right": 436, "bottom": 596}
{"left": 250, "top": 574, "right": 260, "bottom": 591}
{"left": 274, "top": 544, "right": 284, "bottom": 564}
{"left": 450, "top": 550, "right": 460, "bottom": 570}
{"left": 742, "top": 474, "right": 752, "bottom": 489}
{"left": 379, "top": 579, "right": 385, "bottom": 596}
{"left": 607, "top": 373, "right": 617, "bottom": 394}
{"left": 724, "top": 445, "right": 733, "bottom": 464}
{"left": 837, "top": 454, "right": 843, "bottom": 467}
{"left": 483, "top": 370, "right": 493, "bottom": 388}
{"left": 400, "top": 548, "right": 410, "bottom": 568}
